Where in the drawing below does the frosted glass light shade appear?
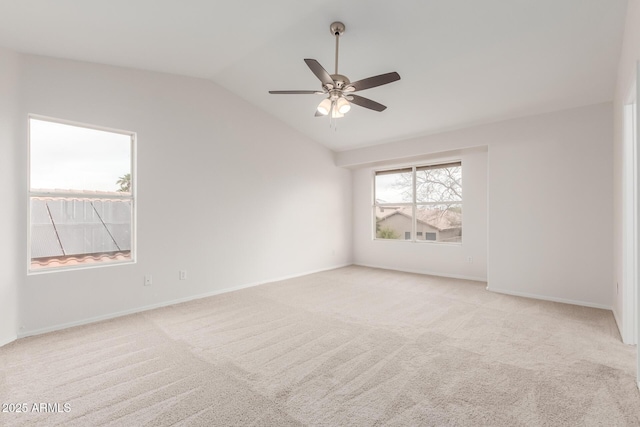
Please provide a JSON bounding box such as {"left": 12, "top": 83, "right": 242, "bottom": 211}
{"left": 336, "top": 97, "right": 351, "bottom": 114}
{"left": 317, "top": 98, "right": 331, "bottom": 115}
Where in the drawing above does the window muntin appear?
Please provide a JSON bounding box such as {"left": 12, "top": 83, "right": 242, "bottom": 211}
{"left": 374, "top": 162, "right": 462, "bottom": 243}
{"left": 28, "top": 117, "right": 135, "bottom": 272}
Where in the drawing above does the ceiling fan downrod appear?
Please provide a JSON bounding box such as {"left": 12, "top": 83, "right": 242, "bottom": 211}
{"left": 331, "top": 21, "right": 345, "bottom": 75}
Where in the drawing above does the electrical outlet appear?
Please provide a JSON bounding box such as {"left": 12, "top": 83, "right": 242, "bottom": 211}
{"left": 179, "top": 270, "right": 187, "bottom": 280}
{"left": 144, "top": 274, "right": 152, "bottom": 286}
{"left": 466, "top": 256, "right": 473, "bottom": 264}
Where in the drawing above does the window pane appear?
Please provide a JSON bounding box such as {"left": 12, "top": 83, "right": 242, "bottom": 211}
{"left": 375, "top": 206, "right": 413, "bottom": 240}
{"left": 31, "top": 199, "right": 65, "bottom": 258}
{"left": 375, "top": 170, "right": 413, "bottom": 203}
{"left": 30, "top": 197, "right": 132, "bottom": 269}
{"left": 374, "top": 206, "right": 411, "bottom": 240}
{"left": 416, "top": 204, "right": 462, "bottom": 243}
{"left": 415, "top": 164, "right": 462, "bottom": 203}
{"left": 30, "top": 119, "right": 131, "bottom": 193}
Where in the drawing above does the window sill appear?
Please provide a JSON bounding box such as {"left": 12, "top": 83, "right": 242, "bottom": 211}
{"left": 27, "top": 258, "right": 136, "bottom": 276}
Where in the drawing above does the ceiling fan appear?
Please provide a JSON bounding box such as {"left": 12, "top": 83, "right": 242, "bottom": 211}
{"left": 269, "top": 21, "right": 401, "bottom": 119}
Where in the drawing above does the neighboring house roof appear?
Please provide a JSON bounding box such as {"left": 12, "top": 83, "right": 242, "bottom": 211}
{"left": 31, "top": 252, "right": 131, "bottom": 270}
{"left": 376, "top": 206, "right": 461, "bottom": 231}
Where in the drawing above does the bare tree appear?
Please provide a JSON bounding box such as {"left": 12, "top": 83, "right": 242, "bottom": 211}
{"left": 393, "top": 165, "right": 461, "bottom": 203}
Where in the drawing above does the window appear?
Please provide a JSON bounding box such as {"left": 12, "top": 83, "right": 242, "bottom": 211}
{"left": 29, "top": 116, "right": 135, "bottom": 272}
{"left": 374, "top": 162, "right": 462, "bottom": 243}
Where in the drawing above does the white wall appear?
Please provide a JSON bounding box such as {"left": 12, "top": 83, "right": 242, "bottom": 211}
{"left": 613, "top": 0, "right": 640, "bottom": 343}
{"left": 15, "top": 54, "right": 352, "bottom": 336}
{"left": 0, "top": 47, "right": 21, "bottom": 346}
{"left": 352, "top": 148, "right": 487, "bottom": 281}
{"left": 487, "top": 104, "right": 612, "bottom": 308}
{"left": 339, "top": 103, "right": 613, "bottom": 308}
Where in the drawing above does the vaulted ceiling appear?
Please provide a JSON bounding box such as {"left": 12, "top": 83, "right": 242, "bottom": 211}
{"left": 0, "top": 0, "right": 628, "bottom": 151}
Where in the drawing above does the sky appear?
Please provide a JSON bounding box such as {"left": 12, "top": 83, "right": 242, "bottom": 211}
{"left": 30, "top": 119, "right": 131, "bottom": 192}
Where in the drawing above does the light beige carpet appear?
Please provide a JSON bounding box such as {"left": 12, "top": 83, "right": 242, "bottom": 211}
{"left": 1, "top": 266, "right": 639, "bottom": 426}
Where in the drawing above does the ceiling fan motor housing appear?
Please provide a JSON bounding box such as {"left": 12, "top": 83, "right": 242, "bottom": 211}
{"left": 330, "top": 74, "right": 350, "bottom": 90}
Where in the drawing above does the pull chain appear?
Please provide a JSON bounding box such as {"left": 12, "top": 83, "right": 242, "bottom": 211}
{"left": 329, "top": 100, "right": 339, "bottom": 130}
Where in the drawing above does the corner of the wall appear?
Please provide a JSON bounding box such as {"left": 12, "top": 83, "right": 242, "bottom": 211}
{"left": 612, "top": 307, "right": 627, "bottom": 343}
{"left": 0, "top": 334, "right": 17, "bottom": 348}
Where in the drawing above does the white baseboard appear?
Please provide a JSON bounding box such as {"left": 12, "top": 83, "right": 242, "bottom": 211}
{"left": 487, "top": 286, "right": 612, "bottom": 310}
{"left": 0, "top": 334, "right": 17, "bottom": 348}
{"left": 354, "top": 263, "right": 487, "bottom": 283}
{"left": 18, "top": 263, "right": 353, "bottom": 339}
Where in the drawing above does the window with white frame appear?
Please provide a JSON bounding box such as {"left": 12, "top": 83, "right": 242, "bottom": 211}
{"left": 28, "top": 116, "right": 135, "bottom": 272}
{"left": 374, "top": 162, "right": 462, "bottom": 243}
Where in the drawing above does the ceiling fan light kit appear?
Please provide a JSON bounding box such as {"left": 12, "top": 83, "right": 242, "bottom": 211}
{"left": 269, "top": 21, "right": 401, "bottom": 124}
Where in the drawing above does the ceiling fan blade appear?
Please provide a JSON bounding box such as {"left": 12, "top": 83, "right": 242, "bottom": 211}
{"left": 269, "top": 90, "right": 323, "bottom": 94}
{"left": 304, "top": 59, "right": 334, "bottom": 87}
{"left": 314, "top": 110, "right": 324, "bottom": 117}
{"left": 349, "top": 72, "right": 400, "bottom": 92}
{"left": 349, "top": 94, "right": 387, "bottom": 112}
